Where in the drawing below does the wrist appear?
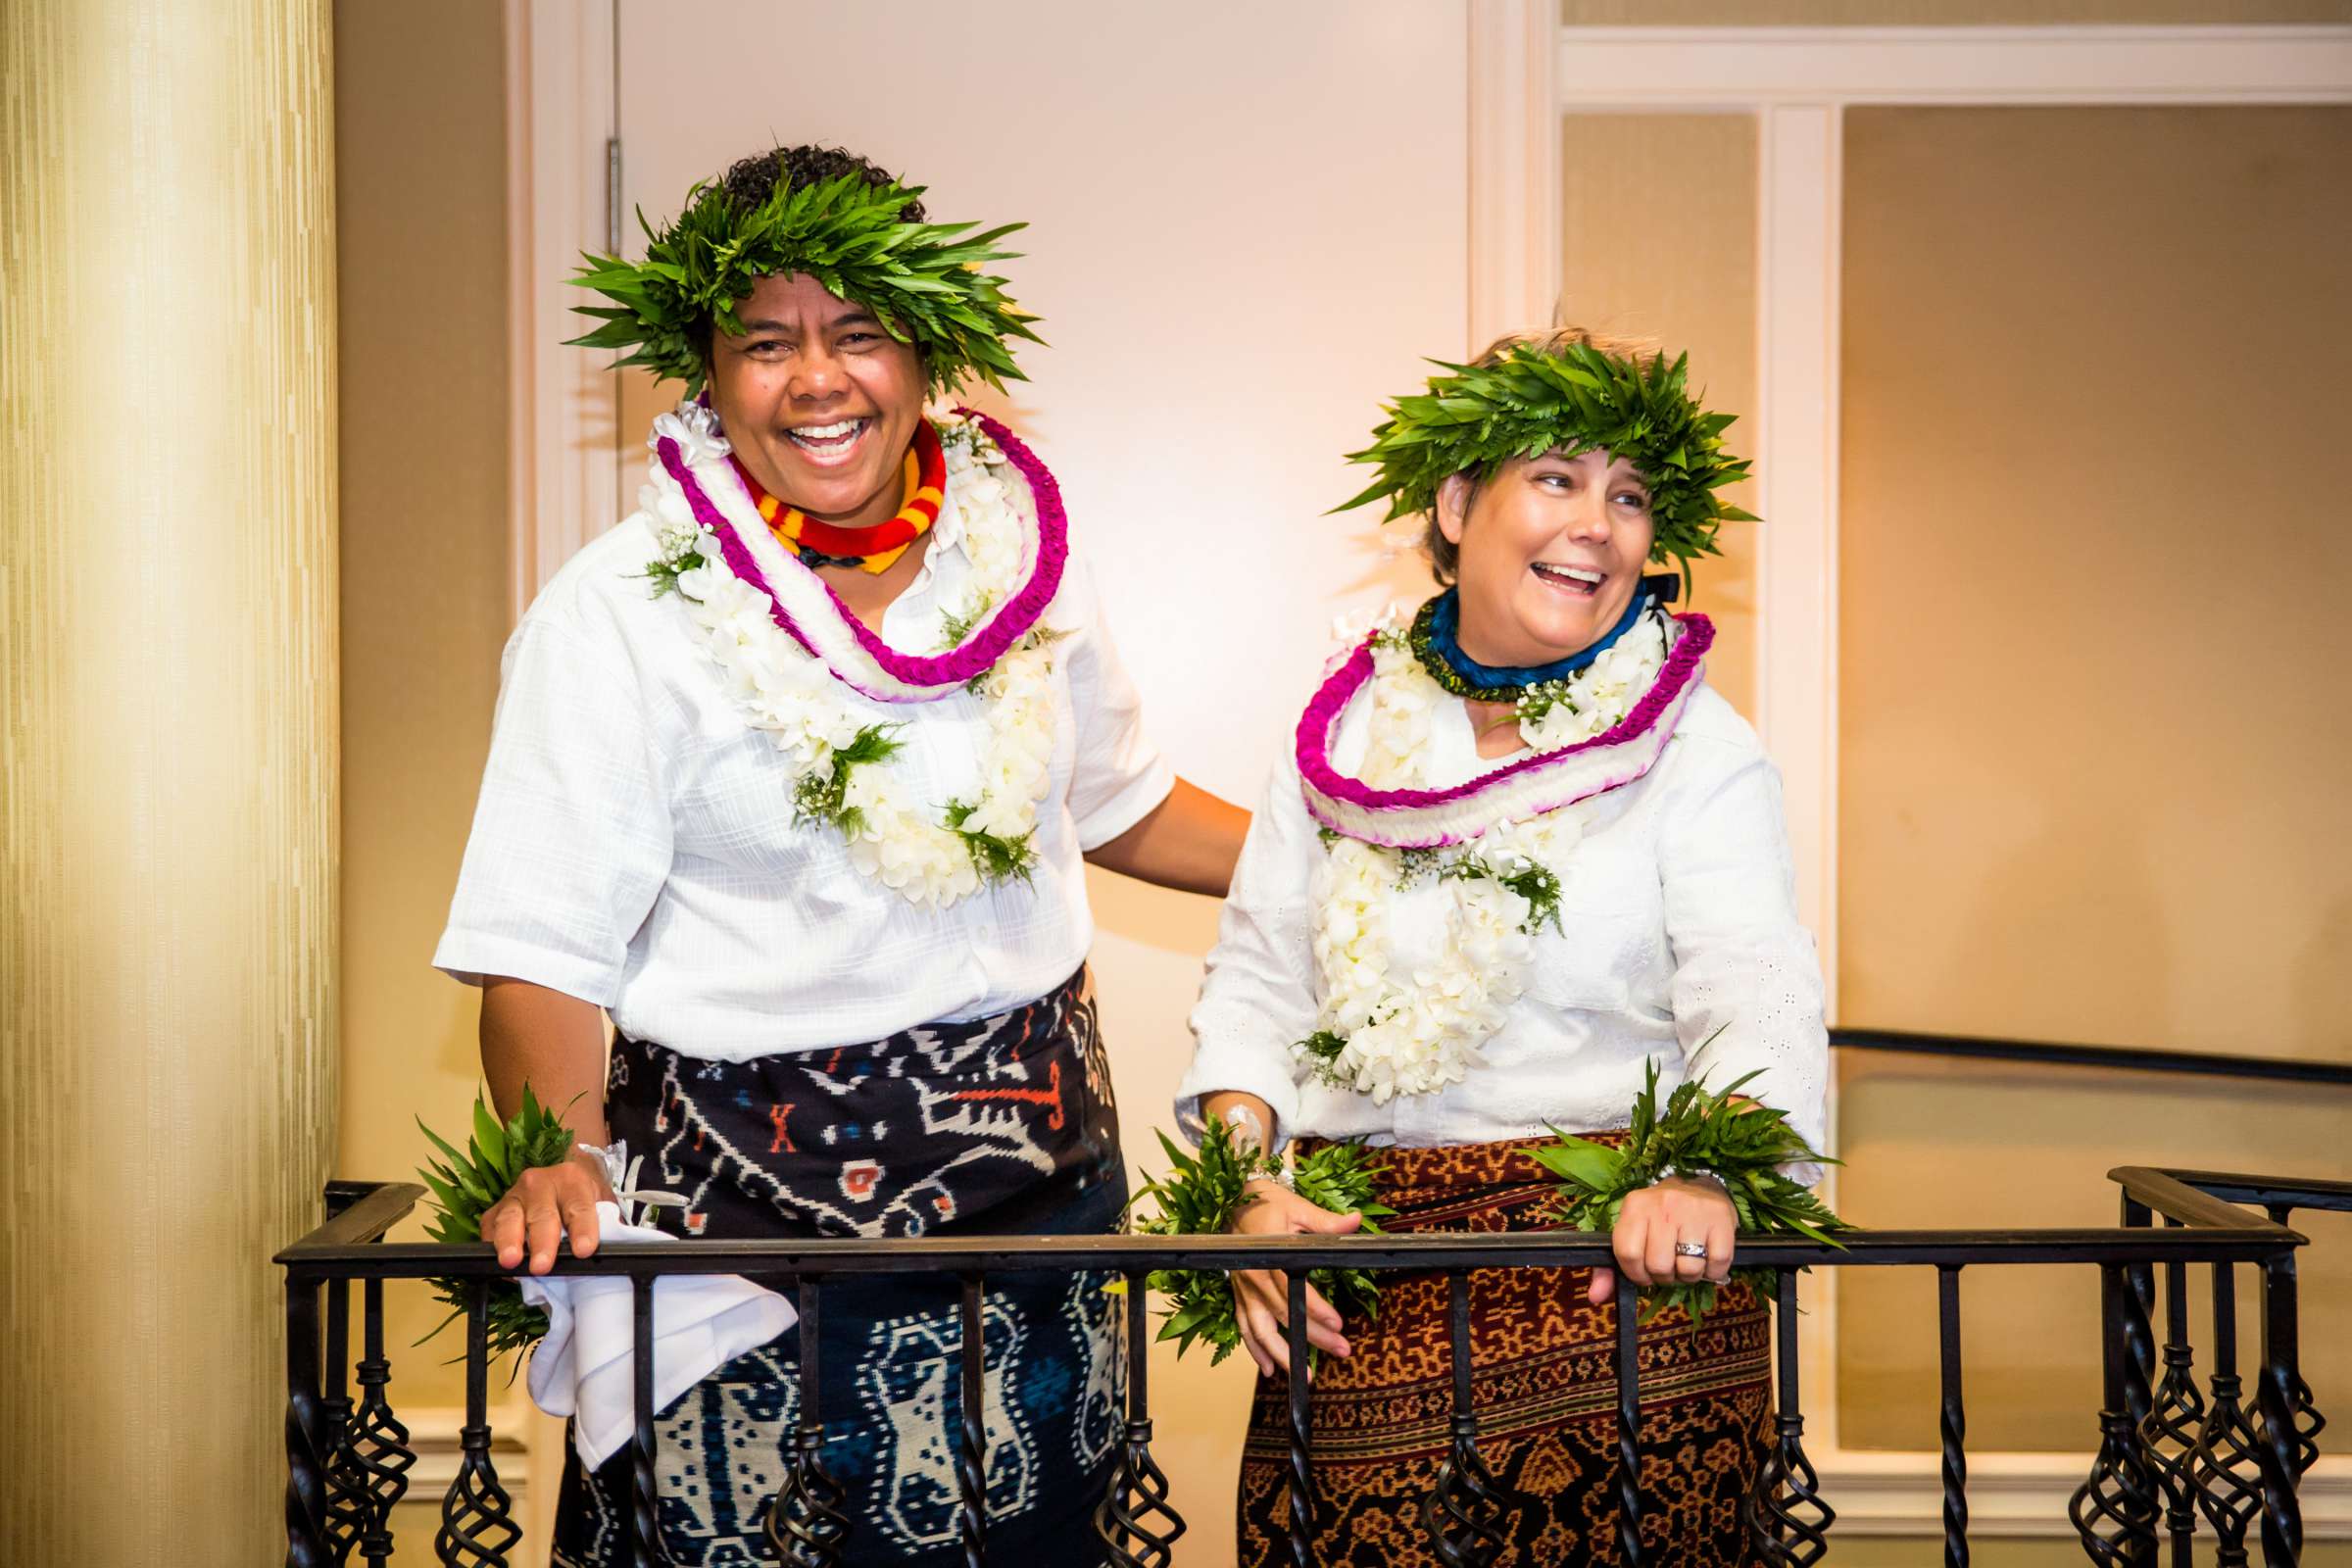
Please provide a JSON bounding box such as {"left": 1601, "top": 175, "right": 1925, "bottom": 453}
{"left": 1218, "top": 1100, "right": 1273, "bottom": 1155}
{"left": 1243, "top": 1166, "right": 1296, "bottom": 1196}
{"left": 570, "top": 1140, "right": 622, "bottom": 1193}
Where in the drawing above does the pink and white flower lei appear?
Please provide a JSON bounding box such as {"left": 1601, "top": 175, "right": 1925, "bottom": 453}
{"left": 1297, "top": 606, "right": 1704, "bottom": 1100}
{"left": 636, "top": 402, "right": 1065, "bottom": 909}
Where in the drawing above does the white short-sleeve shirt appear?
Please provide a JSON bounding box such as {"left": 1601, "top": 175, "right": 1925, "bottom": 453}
{"left": 1175, "top": 680, "right": 1828, "bottom": 1158}
{"left": 434, "top": 473, "right": 1174, "bottom": 1060}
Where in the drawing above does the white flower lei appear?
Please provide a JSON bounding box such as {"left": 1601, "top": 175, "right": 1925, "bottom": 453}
{"left": 1299, "top": 608, "right": 1670, "bottom": 1101}
{"left": 638, "top": 406, "right": 1061, "bottom": 910}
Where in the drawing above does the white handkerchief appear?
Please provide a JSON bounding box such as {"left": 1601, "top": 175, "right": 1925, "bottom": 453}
{"left": 516, "top": 1201, "right": 796, "bottom": 1467}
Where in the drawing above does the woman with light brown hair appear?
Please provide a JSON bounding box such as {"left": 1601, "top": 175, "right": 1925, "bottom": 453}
{"left": 1177, "top": 328, "right": 1829, "bottom": 1563}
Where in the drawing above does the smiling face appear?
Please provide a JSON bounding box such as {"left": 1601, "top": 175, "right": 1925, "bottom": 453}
{"left": 1437, "top": 447, "right": 1656, "bottom": 667}
{"left": 706, "top": 270, "right": 927, "bottom": 531}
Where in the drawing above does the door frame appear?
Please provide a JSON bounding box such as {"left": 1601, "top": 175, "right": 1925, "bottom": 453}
{"left": 1474, "top": 8, "right": 2352, "bottom": 1538}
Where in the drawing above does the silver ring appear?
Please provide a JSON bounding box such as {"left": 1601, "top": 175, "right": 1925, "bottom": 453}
{"left": 1674, "top": 1241, "right": 1709, "bottom": 1259}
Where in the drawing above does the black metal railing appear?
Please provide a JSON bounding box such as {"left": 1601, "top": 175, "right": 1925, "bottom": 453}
{"left": 278, "top": 1162, "right": 2340, "bottom": 1568}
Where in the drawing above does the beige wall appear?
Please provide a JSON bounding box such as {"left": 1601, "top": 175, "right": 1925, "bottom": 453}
{"left": 332, "top": 0, "right": 514, "bottom": 1492}
{"left": 1564, "top": 0, "right": 2352, "bottom": 22}
{"left": 340, "top": 2, "right": 1467, "bottom": 1561}
{"left": 328, "top": 8, "right": 2352, "bottom": 1561}
{"left": 610, "top": 8, "right": 1468, "bottom": 1562}
{"left": 1837, "top": 104, "right": 2352, "bottom": 1448}
{"left": 612, "top": 6, "right": 1448, "bottom": 1560}
{"left": 1559, "top": 112, "right": 1761, "bottom": 718}
{"left": 0, "top": 1, "right": 340, "bottom": 1560}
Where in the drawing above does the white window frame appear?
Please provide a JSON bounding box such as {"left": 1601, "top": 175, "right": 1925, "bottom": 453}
{"left": 1467, "top": 7, "right": 2352, "bottom": 1540}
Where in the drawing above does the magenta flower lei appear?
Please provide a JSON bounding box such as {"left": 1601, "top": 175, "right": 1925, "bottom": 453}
{"left": 1296, "top": 613, "right": 1716, "bottom": 845}
{"left": 655, "top": 409, "right": 1068, "bottom": 701}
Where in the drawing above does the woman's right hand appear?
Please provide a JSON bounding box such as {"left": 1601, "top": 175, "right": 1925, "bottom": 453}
{"left": 1230, "top": 1178, "right": 1362, "bottom": 1378}
{"left": 480, "top": 1145, "right": 616, "bottom": 1275}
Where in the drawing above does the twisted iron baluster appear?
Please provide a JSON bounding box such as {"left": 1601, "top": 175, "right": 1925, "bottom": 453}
{"left": 349, "top": 1278, "right": 414, "bottom": 1568}
{"left": 434, "top": 1281, "right": 520, "bottom": 1568}
{"left": 2264, "top": 1203, "right": 2327, "bottom": 1479}
{"left": 959, "top": 1273, "right": 988, "bottom": 1568}
{"left": 2255, "top": 1252, "right": 2305, "bottom": 1567}
{"left": 285, "top": 1274, "right": 331, "bottom": 1568}
{"left": 2137, "top": 1227, "right": 2204, "bottom": 1568}
{"left": 1615, "top": 1269, "right": 1643, "bottom": 1568}
{"left": 1423, "top": 1269, "right": 1512, "bottom": 1566}
{"left": 1287, "top": 1270, "right": 1317, "bottom": 1568}
{"left": 2118, "top": 1200, "right": 2159, "bottom": 1568}
{"left": 2189, "top": 1262, "right": 2262, "bottom": 1567}
{"left": 1095, "top": 1270, "right": 1186, "bottom": 1568}
{"left": 319, "top": 1277, "right": 368, "bottom": 1563}
{"left": 1937, "top": 1266, "right": 1969, "bottom": 1568}
{"left": 631, "top": 1277, "right": 674, "bottom": 1565}
{"left": 2069, "top": 1264, "right": 2160, "bottom": 1566}
{"left": 765, "top": 1279, "right": 851, "bottom": 1567}
{"left": 1744, "top": 1270, "right": 1833, "bottom": 1567}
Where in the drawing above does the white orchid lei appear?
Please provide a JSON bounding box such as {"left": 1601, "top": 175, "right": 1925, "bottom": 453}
{"left": 637, "top": 406, "right": 1063, "bottom": 909}
{"left": 1297, "top": 606, "right": 1671, "bottom": 1101}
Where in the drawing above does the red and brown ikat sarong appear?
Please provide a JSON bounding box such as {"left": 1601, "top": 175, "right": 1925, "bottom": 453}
{"left": 1238, "top": 1136, "right": 1772, "bottom": 1567}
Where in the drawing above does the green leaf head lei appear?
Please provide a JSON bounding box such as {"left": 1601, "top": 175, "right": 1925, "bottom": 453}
{"left": 565, "top": 153, "right": 1044, "bottom": 398}
{"left": 1335, "top": 329, "right": 1758, "bottom": 591}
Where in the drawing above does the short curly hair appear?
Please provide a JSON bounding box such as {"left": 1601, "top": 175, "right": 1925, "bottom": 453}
{"left": 696, "top": 143, "right": 927, "bottom": 364}
{"left": 712, "top": 143, "right": 926, "bottom": 222}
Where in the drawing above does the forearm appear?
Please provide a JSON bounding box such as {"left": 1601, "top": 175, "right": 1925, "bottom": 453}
{"left": 1200, "top": 1090, "right": 1277, "bottom": 1152}
{"left": 479, "top": 976, "right": 612, "bottom": 1145}
{"left": 1083, "top": 776, "right": 1249, "bottom": 897}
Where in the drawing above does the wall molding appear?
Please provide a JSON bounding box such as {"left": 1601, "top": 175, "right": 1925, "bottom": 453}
{"left": 1819, "top": 1449, "right": 2352, "bottom": 1540}
{"left": 400, "top": 1404, "right": 536, "bottom": 1496}
{"left": 504, "top": 0, "right": 618, "bottom": 625}
{"left": 1467, "top": 0, "right": 1562, "bottom": 348}
{"left": 394, "top": 1407, "right": 2352, "bottom": 1542}
{"left": 1552, "top": 24, "right": 2352, "bottom": 107}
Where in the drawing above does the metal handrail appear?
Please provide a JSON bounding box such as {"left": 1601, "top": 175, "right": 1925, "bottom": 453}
{"left": 2141, "top": 1168, "right": 2352, "bottom": 1215}
{"left": 282, "top": 1217, "right": 2305, "bottom": 1275}
{"left": 278, "top": 1167, "right": 2308, "bottom": 1274}
{"left": 280, "top": 1167, "right": 2328, "bottom": 1568}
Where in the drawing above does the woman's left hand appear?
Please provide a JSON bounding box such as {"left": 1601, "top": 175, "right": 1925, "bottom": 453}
{"left": 1587, "top": 1174, "right": 1737, "bottom": 1304}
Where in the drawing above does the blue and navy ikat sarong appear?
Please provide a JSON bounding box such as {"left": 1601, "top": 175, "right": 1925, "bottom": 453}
{"left": 552, "top": 967, "right": 1126, "bottom": 1567}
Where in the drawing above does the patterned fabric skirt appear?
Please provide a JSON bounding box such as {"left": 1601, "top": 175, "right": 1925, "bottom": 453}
{"left": 1238, "top": 1136, "right": 1772, "bottom": 1568}
{"left": 553, "top": 967, "right": 1127, "bottom": 1568}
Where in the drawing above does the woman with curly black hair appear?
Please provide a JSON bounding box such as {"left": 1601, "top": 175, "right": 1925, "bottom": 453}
{"left": 438, "top": 142, "right": 1244, "bottom": 1566}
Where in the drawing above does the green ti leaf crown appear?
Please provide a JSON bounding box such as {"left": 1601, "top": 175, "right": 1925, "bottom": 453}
{"left": 1336, "top": 337, "right": 1758, "bottom": 580}
{"left": 566, "top": 168, "right": 1044, "bottom": 397}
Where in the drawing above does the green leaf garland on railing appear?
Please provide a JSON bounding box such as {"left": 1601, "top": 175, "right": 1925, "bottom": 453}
{"left": 416, "top": 1085, "right": 578, "bottom": 1359}
{"left": 1128, "top": 1121, "right": 1393, "bottom": 1365}
{"left": 1532, "top": 1052, "right": 1846, "bottom": 1325}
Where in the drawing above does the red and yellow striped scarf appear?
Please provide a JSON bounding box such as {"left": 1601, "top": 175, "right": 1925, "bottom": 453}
{"left": 729, "top": 418, "right": 947, "bottom": 575}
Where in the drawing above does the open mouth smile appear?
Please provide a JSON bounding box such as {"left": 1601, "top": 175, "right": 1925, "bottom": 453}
{"left": 783, "top": 417, "right": 871, "bottom": 464}
{"left": 1532, "top": 562, "right": 1604, "bottom": 598}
